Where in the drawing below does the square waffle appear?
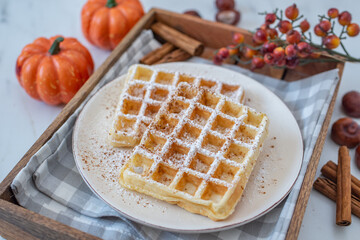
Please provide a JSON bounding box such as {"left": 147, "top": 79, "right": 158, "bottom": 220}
{"left": 109, "top": 64, "right": 245, "bottom": 147}
{"left": 119, "top": 82, "right": 269, "bottom": 220}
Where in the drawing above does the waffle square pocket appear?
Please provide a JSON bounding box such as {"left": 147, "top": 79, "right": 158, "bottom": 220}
{"left": 119, "top": 82, "right": 269, "bottom": 220}
{"left": 109, "top": 64, "right": 245, "bottom": 147}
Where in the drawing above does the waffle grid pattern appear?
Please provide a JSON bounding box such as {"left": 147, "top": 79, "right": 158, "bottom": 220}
{"left": 119, "top": 83, "right": 268, "bottom": 220}
{"left": 109, "top": 64, "right": 245, "bottom": 147}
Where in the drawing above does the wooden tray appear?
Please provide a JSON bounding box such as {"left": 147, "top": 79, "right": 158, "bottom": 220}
{"left": 0, "top": 8, "right": 344, "bottom": 240}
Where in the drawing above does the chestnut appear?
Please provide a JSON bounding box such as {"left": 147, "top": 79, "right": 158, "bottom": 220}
{"left": 342, "top": 91, "right": 360, "bottom": 118}
{"left": 216, "top": 0, "right": 235, "bottom": 10}
{"left": 356, "top": 145, "right": 360, "bottom": 170}
{"left": 216, "top": 9, "right": 240, "bottom": 25}
{"left": 331, "top": 118, "right": 360, "bottom": 148}
{"left": 183, "top": 10, "right": 201, "bottom": 18}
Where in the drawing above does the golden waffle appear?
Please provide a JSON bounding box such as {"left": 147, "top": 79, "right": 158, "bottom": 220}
{"left": 109, "top": 64, "right": 245, "bottom": 147}
{"left": 119, "top": 82, "right": 269, "bottom": 220}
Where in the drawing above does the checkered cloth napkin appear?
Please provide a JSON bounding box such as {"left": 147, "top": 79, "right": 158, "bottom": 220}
{"left": 11, "top": 30, "right": 339, "bottom": 240}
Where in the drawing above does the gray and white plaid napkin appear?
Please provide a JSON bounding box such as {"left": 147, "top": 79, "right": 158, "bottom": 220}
{"left": 11, "top": 30, "right": 339, "bottom": 240}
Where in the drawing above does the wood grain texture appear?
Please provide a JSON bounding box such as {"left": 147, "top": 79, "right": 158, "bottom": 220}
{"left": 0, "top": 200, "right": 99, "bottom": 239}
{"left": 0, "top": 8, "right": 345, "bottom": 240}
{"left": 283, "top": 61, "right": 339, "bottom": 81}
{"left": 0, "top": 218, "right": 38, "bottom": 240}
{"left": 154, "top": 8, "right": 251, "bottom": 49}
{"left": 285, "top": 62, "right": 344, "bottom": 239}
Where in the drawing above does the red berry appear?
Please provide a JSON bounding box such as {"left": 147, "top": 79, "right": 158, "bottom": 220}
{"left": 264, "top": 53, "right": 275, "bottom": 65}
{"left": 251, "top": 57, "right": 265, "bottom": 69}
{"left": 347, "top": 23, "right": 360, "bottom": 37}
{"left": 276, "top": 57, "right": 286, "bottom": 67}
{"left": 216, "top": 0, "right": 235, "bottom": 10}
{"left": 328, "top": 8, "right": 339, "bottom": 18}
{"left": 218, "top": 47, "right": 229, "bottom": 58}
{"left": 278, "top": 20, "right": 293, "bottom": 34}
{"left": 253, "top": 29, "right": 268, "bottom": 44}
{"left": 233, "top": 33, "right": 245, "bottom": 44}
{"left": 285, "top": 44, "right": 297, "bottom": 58}
{"left": 227, "top": 45, "right": 239, "bottom": 55}
{"left": 300, "top": 19, "right": 310, "bottom": 32}
{"left": 183, "top": 10, "right": 201, "bottom": 18}
{"left": 259, "top": 23, "right": 268, "bottom": 30}
{"left": 273, "top": 47, "right": 285, "bottom": 60}
{"left": 213, "top": 54, "right": 223, "bottom": 65}
{"left": 243, "top": 47, "right": 257, "bottom": 59}
{"left": 286, "top": 30, "right": 301, "bottom": 44}
{"left": 319, "top": 20, "right": 331, "bottom": 32}
{"left": 262, "top": 42, "right": 277, "bottom": 53}
{"left": 323, "top": 35, "right": 340, "bottom": 49}
{"left": 338, "top": 11, "right": 352, "bottom": 26}
{"left": 285, "top": 4, "right": 299, "bottom": 20}
{"left": 267, "top": 28, "right": 279, "bottom": 39}
{"left": 265, "top": 13, "right": 277, "bottom": 25}
{"left": 286, "top": 57, "right": 299, "bottom": 69}
{"left": 297, "top": 42, "right": 311, "bottom": 58}
{"left": 314, "top": 24, "right": 327, "bottom": 37}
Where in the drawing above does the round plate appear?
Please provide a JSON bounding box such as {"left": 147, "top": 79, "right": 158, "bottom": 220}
{"left": 73, "top": 62, "right": 303, "bottom": 233}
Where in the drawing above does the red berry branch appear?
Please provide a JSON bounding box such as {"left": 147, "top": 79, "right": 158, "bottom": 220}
{"left": 214, "top": 4, "right": 360, "bottom": 70}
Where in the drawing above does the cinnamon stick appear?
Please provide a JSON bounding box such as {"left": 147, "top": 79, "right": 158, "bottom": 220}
{"left": 313, "top": 177, "right": 360, "bottom": 218}
{"left": 336, "top": 146, "right": 352, "bottom": 226}
{"left": 321, "top": 160, "right": 360, "bottom": 198}
{"left": 153, "top": 49, "right": 192, "bottom": 64}
{"left": 140, "top": 43, "right": 176, "bottom": 65}
{"left": 151, "top": 22, "right": 204, "bottom": 56}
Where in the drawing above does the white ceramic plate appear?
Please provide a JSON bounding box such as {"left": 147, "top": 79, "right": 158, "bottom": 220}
{"left": 73, "top": 63, "right": 303, "bottom": 233}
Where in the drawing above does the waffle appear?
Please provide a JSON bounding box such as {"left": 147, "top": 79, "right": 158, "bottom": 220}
{"left": 109, "top": 64, "right": 245, "bottom": 147}
{"left": 119, "top": 82, "right": 269, "bottom": 220}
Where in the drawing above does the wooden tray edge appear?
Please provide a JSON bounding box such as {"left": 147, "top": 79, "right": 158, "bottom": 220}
{"left": 0, "top": 199, "right": 100, "bottom": 240}
{"left": 0, "top": 8, "right": 345, "bottom": 240}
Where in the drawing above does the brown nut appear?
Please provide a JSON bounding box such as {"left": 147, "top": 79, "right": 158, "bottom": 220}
{"left": 331, "top": 118, "right": 360, "bottom": 148}
{"left": 216, "top": 9, "right": 240, "bottom": 25}
{"left": 216, "top": 0, "right": 235, "bottom": 10}
{"left": 183, "top": 10, "right": 201, "bottom": 18}
{"left": 342, "top": 91, "right": 360, "bottom": 118}
{"left": 356, "top": 145, "right": 360, "bottom": 170}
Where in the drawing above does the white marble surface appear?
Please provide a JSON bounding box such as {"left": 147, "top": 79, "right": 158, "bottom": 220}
{"left": 0, "top": 0, "right": 360, "bottom": 239}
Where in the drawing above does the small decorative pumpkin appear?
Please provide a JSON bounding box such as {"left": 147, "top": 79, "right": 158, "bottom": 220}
{"left": 16, "top": 36, "right": 94, "bottom": 105}
{"left": 81, "top": 0, "right": 145, "bottom": 50}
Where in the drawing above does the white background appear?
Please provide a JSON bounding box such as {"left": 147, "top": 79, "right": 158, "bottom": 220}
{"left": 0, "top": 0, "right": 360, "bottom": 239}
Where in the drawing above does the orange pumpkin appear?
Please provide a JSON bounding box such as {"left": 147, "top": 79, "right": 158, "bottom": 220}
{"left": 81, "top": 0, "right": 145, "bottom": 50}
{"left": 16, "top": 36, "right": 94, "bottom": 105}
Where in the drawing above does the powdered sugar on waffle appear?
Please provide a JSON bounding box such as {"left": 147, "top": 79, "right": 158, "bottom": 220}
{"left": 122, "top": 82, "right": 268, "bottom": 205}
{"left": 109, "top": 64, "right": 245, "bottom": 146}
